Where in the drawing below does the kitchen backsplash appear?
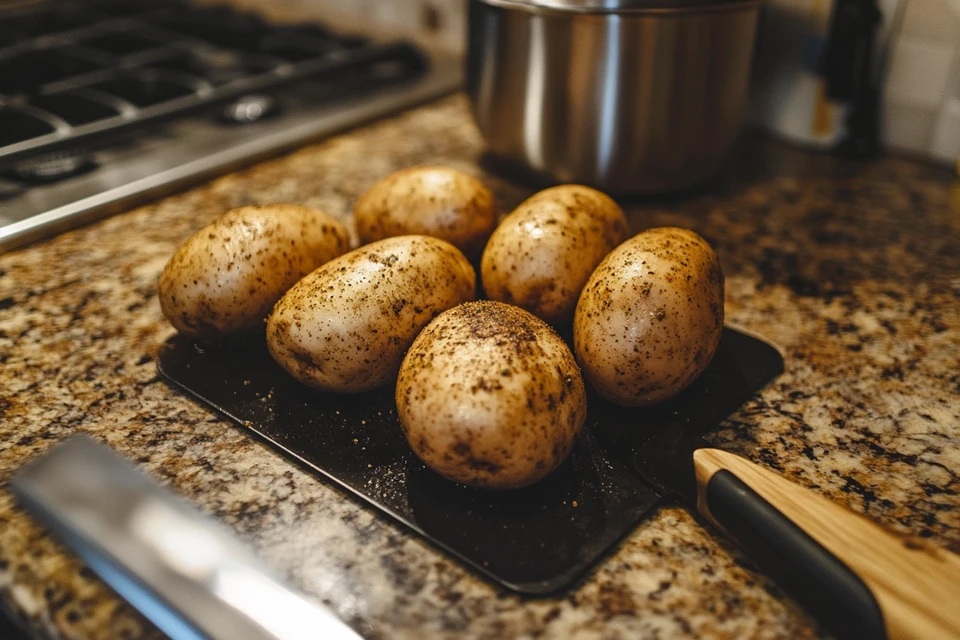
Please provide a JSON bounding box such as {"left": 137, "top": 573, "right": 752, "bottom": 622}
{"left": 882, "top": 0, "right": 960, "bottom": 163}
{"left": 200, "top": 0, "right": 466, "bottom": 51}
{"left": 214, "top": 0, "right": 958, "bottom": 165}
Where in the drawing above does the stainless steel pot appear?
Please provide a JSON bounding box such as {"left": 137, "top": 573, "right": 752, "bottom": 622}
{"left": 466, "top": 0, "right": 761, "bottom": 194}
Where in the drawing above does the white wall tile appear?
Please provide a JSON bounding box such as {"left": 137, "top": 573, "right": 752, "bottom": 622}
{"left": 946, "top": 46, "right": 960, "bottom": 101}
{"left": 929, "top": 99, "right": 960, "bottom": 161}
{"left": 900, "top": 0, "right": 960, "bottom": 44}
{"left": 200, "top": 0, "right": 466, "bottom": 51}
{"left": 883, "top": 101, "right": 936, "bottom": 152}
{"left": 885, "top": 38, "right": 957, "bottom": 107}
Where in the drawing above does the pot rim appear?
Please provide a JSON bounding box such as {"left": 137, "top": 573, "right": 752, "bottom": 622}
{"left": 471, "top": 0, "right": 762, "bottom": 16}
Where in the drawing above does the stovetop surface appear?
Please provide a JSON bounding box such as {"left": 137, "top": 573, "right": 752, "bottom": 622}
{"left": 0, "top": 0, "right": 461, "bottom": 253}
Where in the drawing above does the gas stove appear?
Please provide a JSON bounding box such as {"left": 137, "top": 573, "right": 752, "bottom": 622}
{"left": 0, "top": 0, "right": 461, "bottom": 253}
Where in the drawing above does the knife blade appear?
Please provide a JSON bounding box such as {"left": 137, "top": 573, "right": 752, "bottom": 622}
{"left": 10, "top": 435, "right": 362, "bottom": 640}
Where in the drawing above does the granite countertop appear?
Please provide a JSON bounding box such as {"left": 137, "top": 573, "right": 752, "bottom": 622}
{"left": 1, "top": 95, "right": 958, "bottom": 640}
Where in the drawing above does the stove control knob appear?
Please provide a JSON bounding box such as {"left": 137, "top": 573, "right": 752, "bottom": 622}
{"left": 221, "top": 94, "right": 279, "bottom": 125}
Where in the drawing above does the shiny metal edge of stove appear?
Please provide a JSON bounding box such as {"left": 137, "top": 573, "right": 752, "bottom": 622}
{"left": 0, "top": 53, "right": 462, "bottom": 255}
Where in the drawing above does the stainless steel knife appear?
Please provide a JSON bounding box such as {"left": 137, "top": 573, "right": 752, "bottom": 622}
{"left": 10, "top": 435, "right": 362, "bottom": 640}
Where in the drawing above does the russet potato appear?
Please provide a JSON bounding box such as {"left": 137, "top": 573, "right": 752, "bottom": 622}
{"left": 159, "top": 204, "right": 349, "bottom": 338}
{"left": 267, "top": 235, "right": 476, "bottom": 393}
{"left": 573, "top": 227, "right": 724, "bottom": 407}
{"left": 481, "top": 185, "right": 628, "bottom": 327}
{"left": 397, "top": 301, "right": 586, "bottom": 489}
{"left": 354, "top": 166, "right": 497, "bottom": 258}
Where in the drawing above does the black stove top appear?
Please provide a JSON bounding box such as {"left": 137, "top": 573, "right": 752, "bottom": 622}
{"left": 0, "top": 0, "right": 461, "bottom": 252}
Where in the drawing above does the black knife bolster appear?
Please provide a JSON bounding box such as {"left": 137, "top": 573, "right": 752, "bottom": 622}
{"left": 705, "top": 470, "right": 887, "bottom": 640}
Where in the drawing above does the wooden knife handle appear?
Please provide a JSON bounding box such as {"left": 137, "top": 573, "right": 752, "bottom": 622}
{"left": 694, "top": 448, "right": 960, "bottom": 640}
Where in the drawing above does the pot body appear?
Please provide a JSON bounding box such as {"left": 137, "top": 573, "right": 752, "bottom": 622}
{"left": 466, "top": 0, "right": 761, "bottom": 193}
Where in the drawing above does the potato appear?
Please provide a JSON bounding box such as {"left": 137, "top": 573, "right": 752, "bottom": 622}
{"left": 267, "top": 235, "right": 476, "bottom": 393}
{"left": 480, "top": 185, "right": 628, "bottom": 327}
{"left": 397, "top": 301, "right": 587, "bottom": 489}
{"left": 354, "top": 166, "right": 497, "bottom": 257}
{"left": 159, "top": 204, "right": 349, "bottom": 337}
{"left": 573, "top": 227, "right": 724, "bottom": 407}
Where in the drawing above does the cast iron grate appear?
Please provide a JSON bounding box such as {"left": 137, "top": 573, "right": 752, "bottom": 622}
{"left": 0, "top": 0, "right": 428, "bottom": 166}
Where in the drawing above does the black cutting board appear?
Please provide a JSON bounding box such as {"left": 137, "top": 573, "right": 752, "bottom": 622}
{"left": 158, "top": 327, "right": 783, "bottom": 595}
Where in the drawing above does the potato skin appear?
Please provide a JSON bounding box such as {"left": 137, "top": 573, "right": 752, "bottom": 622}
{"left": 480, "top": 185, "right": 628, "bottom": 327}
{"left": 159, "top": 204, "right": 349, "bottom": 337}
{"left": 573, "top": 227, "right": 724, "bottom": 407}
{"left": 354, "top": 166, "right": 497, "bottom": 257}
{"left": 267, "top": 235, "right": 476, "bottom": 393}
{"left": 397, "top": 301, "right": 587, "bottom": 489}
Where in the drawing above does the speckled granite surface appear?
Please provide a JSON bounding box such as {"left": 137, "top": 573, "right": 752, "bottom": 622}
{"left": 0, "top": 95, "right": 958, "bottom": 640}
